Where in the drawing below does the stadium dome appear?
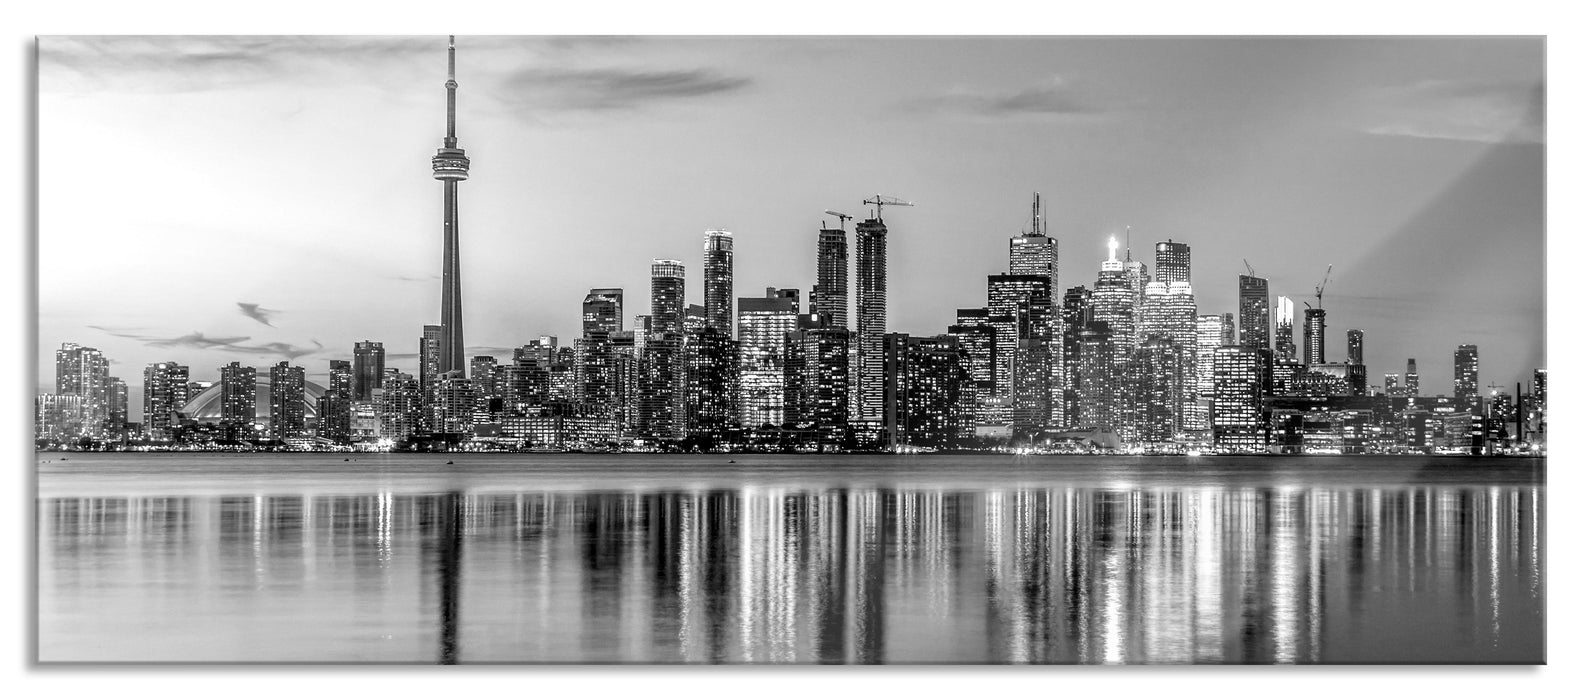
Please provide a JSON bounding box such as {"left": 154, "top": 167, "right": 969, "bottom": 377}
{"left": 178, "top": 376, "right": 328, "bottom": 427}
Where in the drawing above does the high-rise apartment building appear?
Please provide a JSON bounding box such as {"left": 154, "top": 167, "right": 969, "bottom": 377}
{"left": 882, "top": 333, "right": 969, "bottom": 449}
{"left": 377, "top": 372, "right": 424, "bottom": 442}
{"left": 1454, "top": 344, "right": 1480, "bottom": 403}
{"left": 419, "top": 324, "right": 443, "bottom": 388}
{"left": 142, "top": 362, "right": 189, "bottom": 441}
{"left": 637, "top": 259, "right": 686, "bottom": 440}
{"left": 55, "top": 343, "right": 110, "bottom": 439}
{"left": 1238, "top": 275, "right": 1270, "bottom": 350}
{"left": 814, "top": 226, "right": 849, "bottom": 330}
{"left": 319, "top": 359, "right": 353, "bottom": 444}
{"left": 703, "top": 230, "right": 735, "bottom": 335}
{"left": 219, "top": 362, "right": 256, "bottom": 427}
{"left": 854, "top": 217, "right": 888, "bottom": 420}
{"left": 1303, "top": 307, "right": 1327, "bottom": 366}
{"left": 268, "top": 361, "right": 306, "bottom": 441}
{"left": 352, "top": 341, "right": 385, "bottom": 402}
{"left": 784, "top": 325, "right": 850, "bottom": 445}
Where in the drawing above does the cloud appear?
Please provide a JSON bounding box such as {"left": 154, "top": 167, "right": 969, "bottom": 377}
{"left": 220, "top": 339, "right": 324, "bottom": 361}
{"left": 1360, "top": 79, "right": 1543, "bottom": 144}
{"left": 910, "top": 76, "right": 1124, "bottom": 118}
{"left": 90, "top": 326, "right": 252, "bottom": 349}
{"left": 39, "top": 36, "right": 432, "bottom": 94}
{"left": 498, "top": 66, "right": 751, "bottom": 111}
{"left": 237, "top": 302, "right": 280, "bottom": 327}
{"left": 389, "top": 274, "right": 439, "bottom": 283}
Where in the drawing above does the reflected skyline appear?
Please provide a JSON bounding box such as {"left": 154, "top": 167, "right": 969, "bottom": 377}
{"left": 38, "top": 457, "right": 1544, "bottom": 663}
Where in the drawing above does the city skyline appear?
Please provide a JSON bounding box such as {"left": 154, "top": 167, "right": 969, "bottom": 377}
{"left": 38, "top": 36, "right": 1543, "bottom": 417}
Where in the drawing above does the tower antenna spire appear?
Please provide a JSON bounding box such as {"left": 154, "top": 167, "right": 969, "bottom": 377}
{"left": 445, "top": 35, "right": 458, "bottom": 147}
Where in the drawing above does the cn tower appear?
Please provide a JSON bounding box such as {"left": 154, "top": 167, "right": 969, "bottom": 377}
{"left": 431, "top": 35, "right": 470, "bottom": 376}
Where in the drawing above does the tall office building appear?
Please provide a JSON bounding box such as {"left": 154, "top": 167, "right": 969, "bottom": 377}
{"left": 219, "top": 362, "right": 256, "bottom": 427}
{"left": 854, "top": 217, "right": 888, "bottom": 420}
{"left": 1122, "top": 238, "right": 1150, "bottom": 342}
{"left": 1092, "top": 237, "right": 1135, "bottom": 364}
{"left": 1346, "top": 329, "right": 1364, "bottom": 365}
{"left": 352, "top": 341, "right": 385, "bottom": 401}
{"left": 1212, "top": 346, "right": 1264, "bottom": 453}
{"left": 685, "top": 325, "right": 736, "bottom": 435}
{"left": 1303, "top": 307, "right": 1327, "bottom": 366}
{"left": 1195, "top": 313, "right": 1231, "bottom": 397}
{"left": 1009, "top": 193, "right": 1057, "bottom": 293}
{"left": 1238, "top": 275, "right": 1270, "bottom": 350}
{"left": 1061, "top": 286, "right": 1094, "bottom": 427}
{"left": 1076, "top": 323, "right": 1119, "bottom": 432}
{"left": 737, "top": 288, "right": 799, "bottom": 427}
{"left": 703, "top": 230, "right": 735, "bottom": 335}
{"left": 582, "top": 288, "right": 624, "bottom": 334}
{"left": 142, "top": 362, "right": 189, "bottom": 441}
{"left": 637, "top": 259, "right": 686, "bottom": 440}
{"left": 946, "top": 320, "right": 997, "bottom": 433}
{"left": 268, "top": 361, "right": 306, "bottom": 441}
{"left": 1274, "top": 296, "right": 1297, "bottom": 363}
{"left": 987, "top": 273, "right": 1054, "bottom": 431}
{"left": 1405, "top": 358, "right": 1420, "bottom": 396}
{"left": 431, "top": 37, "right": 471, "bottom": 377}
{"left": 1153, "top": 239, "right": 1190, "bottom": 285}
{"left": 1134, "top": 336, "right": 1186, "bottom": 443}
{"left": 1454, "top": 344, "right": 1480, "bottom": 403}
{"left": 1139, "top": 280, "right": 1197, "bottom": 434}
{"left": 55, "top": 343, "right": 110, "bottom": 439}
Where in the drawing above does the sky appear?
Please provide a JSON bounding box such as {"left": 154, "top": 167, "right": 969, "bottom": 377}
{"left": 36, "top": 35, "right": 1544, "bottom": 418}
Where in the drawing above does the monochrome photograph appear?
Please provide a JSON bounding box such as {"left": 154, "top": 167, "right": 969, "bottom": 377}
{"left": 32, "top": 33, "right": 1543, "bottom": 665}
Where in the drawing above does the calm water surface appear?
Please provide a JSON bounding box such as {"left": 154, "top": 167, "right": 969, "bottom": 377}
{"left": 36, "top": 454, "right": 1544, "bottom": 664}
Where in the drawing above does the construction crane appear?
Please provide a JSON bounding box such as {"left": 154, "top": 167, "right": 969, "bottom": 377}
{"left": 1243, "top": 259, "right": 1256, "bottom": 277}
{"left": 863, "top": 194, "right": 914, "bottom": 221}
{"left": 1314, "top": 263, "right": 1333, "bottom": 310}
{"left": 823, "top": 209, "right": 852, "bottom": 231}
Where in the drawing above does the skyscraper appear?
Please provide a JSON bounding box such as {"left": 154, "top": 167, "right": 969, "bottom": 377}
{"left": 1238, "top": 275, "right": 1270, "bottom": 351}
{"left": 1195, "top": 313, "right": 1230, "bottom": 397}
{"left": 988, "top": 273, "right": 1054, "bottom": 433}
{"left": 269, "top": 361, "right": 306, "bottom": 441}
{"left": 219, "top": 361, "right": 256, "bottom": 428}
{"left": 431, "top": 36, "right": 471, "bottom": 377}
{"left": 1405, "top": 358, "right": 1420, "bottom": 396}
{"left": 142, "top": 362, "right": 189, "bottom": 441}
{"left": 1454, "top": 344, "right": 1480, "bottom": 402}
{"left": 1061, "top": 286, "right": 1094, "bottom": 428}
{"left": 814, "top": 225, "right": 849, "bottom": 330}
{"left": 1274, "top": 296, "right": 1297, "bottom": 363}
{"left": 1009, "top": 193, "right": 1057, "bottom": 293}
{"left": 1139, "top": 280, "right": 1197, "bottom": 434}
{"left": 1303, "top": 307, "right": 1327, "bottom": 366}
{"left": 854, "top": 217, "right": 888, "bottom": 420}
{"left": 582, "top": 288, "right": 624, "bottom": 334}
{"left": 784, "top": 325, "right": 850, "bottom": 445}
{"left": 1212, "top": 346, "right": 1264, "bottom": 453}
{"left": 419, "top": 324, "right": 442, "bottom": 389}
{"left": 1153, "top": 239, "right": 1190, "bottom": 285}
{"left": 737, "top": 288, "right": 799, "bottom": 427}
{"left": 882, "top": 333, "right": 969, "bottom": 449}
{"left": 703, "top": 230, "right": 735, "bottom": 335}
{"left": 352, "top": 341, "right": 385, "bottom": 402}
{"left": 55, "top": 343, "right": 109, "bottom": 439}
{"left": 1346, "top": 329, "right": 1364, "bottom": 365}
{"left": 638, "top": 259, "right": 686, "bottom": 440}
{"left": 320, "top": 360, "right": 353, "bottom": 444}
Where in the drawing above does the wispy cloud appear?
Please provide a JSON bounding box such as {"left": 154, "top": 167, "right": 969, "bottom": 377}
{"left": 909, "top": 76, "right": 1127, "bottom": 119}
{"left": 388, "top": 274, "right": 439, "bottom": 283}
{"left": 237, "top": 302, "right": 280, "bottom": 327}
{"left": 498, "top": 66, "right": 751, "bottom": 112}
{"left": 86, "top": 325, "right": 324, "bottom": 361}
{"left": 1359, "top": 79, "right": 1543, "bottom": 144}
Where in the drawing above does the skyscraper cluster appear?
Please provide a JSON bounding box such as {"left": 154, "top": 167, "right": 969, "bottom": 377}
{"left": 32, "top": 38, "right": 1543, "bottom": 457}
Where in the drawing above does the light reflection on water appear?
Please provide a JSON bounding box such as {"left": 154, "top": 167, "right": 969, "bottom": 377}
{"left": 37, "top": 454, "right": 1544, "bottom": 664}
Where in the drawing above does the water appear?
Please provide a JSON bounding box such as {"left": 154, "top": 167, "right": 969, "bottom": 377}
{"left": 36, "top": 453, "right": 1544, "bottom": 664}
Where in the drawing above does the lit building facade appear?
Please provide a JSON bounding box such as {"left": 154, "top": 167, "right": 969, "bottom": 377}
{"left": 737, "top": 288, "right": 799, "bottom": 427}
{"left": 784, "top": 326, "right": 850, "bottom": 445}
{"left": 1454, "top": 344, "right": 1479, "bottom": 403}
{"left": 352, "top": 341, "right": 384, "bottom": 402}
{"left": 1212, "top": 345, "right": 1265, "bottom": 453}
{"left": 142, "top": 362, "right": 190, "bottom": 441}
{"left": 854, "top": 217, "right": 888, "bottom": 421}
{"left": 637, "top": 259, "right": 686, "bottom": 440}
{"left": 703, "top": 230, "right": 734, "bottom": 336}
{"left": 814, "top": 226, "right": 849, "bottom": 330}
{"left": 1303, "top": 307, "right": 1327, "bottom": 367}
{"left": 55, "top": 343, "right": 110, "bottom": 440}
{"left": 268, "top": 361, "right": 307, "bottom": 441}
{"left": 882, "top": 333, "right": 969, "bottom": 448}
